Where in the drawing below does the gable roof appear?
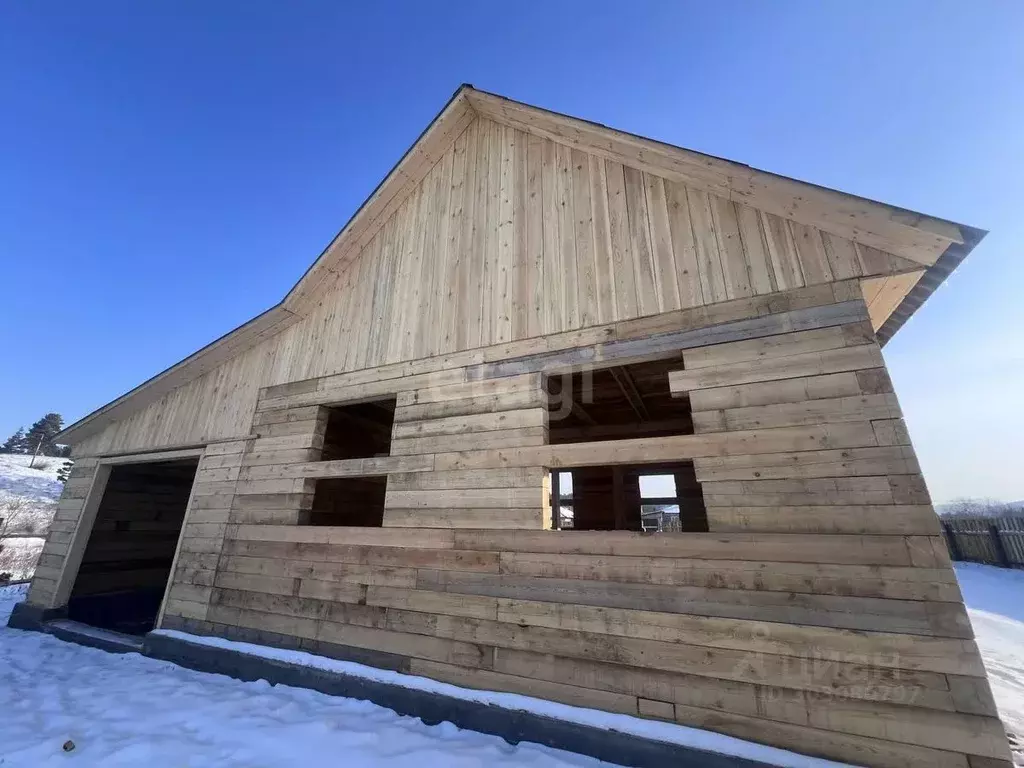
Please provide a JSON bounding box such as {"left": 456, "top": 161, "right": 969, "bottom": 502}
{"left": 56, "top": 84, "right": 984, "bottom": 445}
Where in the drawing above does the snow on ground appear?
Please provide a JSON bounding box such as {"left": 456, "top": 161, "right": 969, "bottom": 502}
{"left": 0, "top": 585, "right": 610, "bottom": 768}
{"left": 0, "top": 453, "right": 68, "bottom": 502}
{"left": 0, "top": 453, "right": 69, "bottom": 581}
{"left": 0, "top": 536, "right": 47, "bottom": 580}
{"left": 955, "top": 562, "right": 1024, "bottom": 763}
{"left": 1, "top": 563, "right": 1021, "bottom": 767}
{"left": 0, "top": 586, "right": 848, "bottom": 768}
{"left": 152, "top": 629, "right": 844, "bottom": 768}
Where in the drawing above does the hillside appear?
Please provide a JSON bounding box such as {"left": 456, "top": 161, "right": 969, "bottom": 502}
{"left": 936, "top": 500, "right": 1024, "bottom": 516}
{"left": 0, "top": 453, "right": 70, "bottom": 581}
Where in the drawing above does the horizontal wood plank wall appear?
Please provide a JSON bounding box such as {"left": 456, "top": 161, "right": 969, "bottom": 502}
{"left": 25, "top": 457, "right": 102, "bottom": 607}
{"left": 42, "top": 284, "right": 1008, "bottom": 766}
{"left": 160, "top": 440, "right": 252, "bottom": 624}
{"left": 74, "top": 115, "right": 924, "bottom": 457}
{"left": 112, "top": 284, "right": 1003, "bottom": 768}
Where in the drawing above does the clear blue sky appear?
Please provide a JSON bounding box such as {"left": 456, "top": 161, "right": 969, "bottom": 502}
{"left": 2, "top": 2, "right": 1022, "bottom": 502}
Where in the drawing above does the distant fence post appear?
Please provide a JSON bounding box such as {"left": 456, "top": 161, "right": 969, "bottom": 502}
{"left": 989, "top": 523, "right": 1011, "bottom": 568}
{"left": 942, "top": 521, "right": 963, "bottom": 562}
{"left": 941, "top": 514, "right": 1024, "bottom": 568}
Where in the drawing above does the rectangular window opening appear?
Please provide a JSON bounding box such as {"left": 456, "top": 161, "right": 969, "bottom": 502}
{"left": 320, "top": 397, "right": 397, "bottom": 461}
{"left": 545, "top": 359, "right": 692, "bottom": 444}
{"left": 309, "top": 476, "right": 387, "bottom": 527}
{"left": 550, "top": 462, "right": 707, "bottom": 533}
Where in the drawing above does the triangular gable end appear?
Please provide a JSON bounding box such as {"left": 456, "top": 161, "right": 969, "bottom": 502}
{"left": 56, "top": 84, "right": 983, "bottom": 446}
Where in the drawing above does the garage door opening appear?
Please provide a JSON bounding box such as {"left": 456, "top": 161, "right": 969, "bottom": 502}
{"left": 67, "top": 458, "right": 198, "bottom": 635}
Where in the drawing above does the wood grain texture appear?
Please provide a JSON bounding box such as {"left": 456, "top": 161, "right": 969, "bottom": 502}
{"left": 41, "top": 222, "right": 1002, "bottom": 764}
{"left": 73, "top": 116, "right": 924, "bottom": 457}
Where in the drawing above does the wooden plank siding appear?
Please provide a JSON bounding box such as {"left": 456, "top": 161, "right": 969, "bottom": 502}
{"left": 30, "top": 91, "right": 1003, "bottom": 768}
{"left": 32, "top": 281, "right": 1010, "bottom": 767}
{"left": 73, "top": 117, "right": 925, "bottom": 458}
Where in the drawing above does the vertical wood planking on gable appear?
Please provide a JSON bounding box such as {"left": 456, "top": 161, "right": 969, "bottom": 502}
{"left": 371, "top": 213, "right": 395, "bottom": 367}
{"left": 643, "top": 173, "right": 680, "bottom": 314}
{"left": 856, "top": 242, "right": 922, "bottom": 276}
{"left": 362, "top": 225, "right": 385, "bottom": 368}
{"left": 822, "top": 232, "right": 862, "bottom": 282}
{"left": 455, "top": 119, "right": 481, "bottom": 352}
{"left": 465, "top": 118, "right": 490, "bottom": 350}
{"left": 396, "top": 177, "right": 425, "bottom": 361}
{"left": 735, "top": 202, "right": 776, "bottom": 295}
{"left": 482, "top": 119, "right": 503, "bottom": 345}
{"left": 588, "top": 155, "right": 616, "bottom": 323}
{"left": 334, "top": 254, "right": 357, "bottom": 373}
{"left": 301, "top": 278, "right": 330, "bottom": 381}
{"left": 340, "top": 259, "right": 363, "bottom": 370}
{"left": 790, "top": 221, "right": 834, "bottom": 285}
{"left": 623, "top": 166, "right": 659, "bottom": 316}
{"left": 355, "top": 249, "right": 377, "bottom": 370}
{"left": 330, "top": 256, "right": 354, "bottom": 374}
{"left": 711, "top": 195, "right": 753, "bottom": 300}
{"left": 475, "top": 122, "right": 494, "bottom": 347}
{"left": 73, "top": 123, "right": 933, "bottom": 457}
{"left": 383, "top": 186, "right": 412, "bottom": 363}
{"left": 687, "top": 188, "right": 728, "bottom": 304}
{"left": 665, "top": 180, "right": 702, "bottom": 309}
{"left": 441, "top": 124, "right": 469, "bottom": 353}
{"left": 555, "top": 142, "right": 579, "bottom": 330}
{"left": 525, "top": 133, "right": 545, "bottom": 338}
{"left": 495, "top": 123, "right": 515, "bottom": 344}
{"left": 512, "top": 128, "right": 530, "bottom": 339}
{"left": 605, "top": 160, "right": 638, "bottom": 319}
{"left": 541, "top": 136, "right": 562, "bottom": 334}
{"left": 426, "top": 135, "right": 455, "bottom": 358}
{"left": 572, "top": 149, "right": 599, "bottom": 329}
{"left": 356, "top": 237, "right": 376, "bottom": 367}
{"left": 408, "top": 158, "right": 435, "bottom": 361}
{"left": 761, "top": 211, "right": 805, "bottom": 291}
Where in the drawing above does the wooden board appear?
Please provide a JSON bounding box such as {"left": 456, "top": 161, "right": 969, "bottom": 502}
{"left": 44, "top": 264, "right": 1004, "bottom": 766}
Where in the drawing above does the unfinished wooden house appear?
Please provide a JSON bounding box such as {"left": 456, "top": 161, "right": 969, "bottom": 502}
{"left": 13, "top": 86, "right": 1011, "bottom": 767}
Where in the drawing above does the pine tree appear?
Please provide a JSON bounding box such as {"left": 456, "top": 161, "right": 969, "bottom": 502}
{"left": 22, "top": 413, "right": 65, "bottom": 457}
{"left": 1, "top": 427, "right": 29, "bottom": 454}
{"left": 56, "top": 460, "right": 73, "bottom": 484}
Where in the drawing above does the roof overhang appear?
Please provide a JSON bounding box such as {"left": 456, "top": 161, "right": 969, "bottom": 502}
{"left": 875, "top": 224, "right": 986, "bottom": 345}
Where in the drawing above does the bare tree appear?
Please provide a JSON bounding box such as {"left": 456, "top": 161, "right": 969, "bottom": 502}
{"left": 0, "top": 541, "right": 39, "bottom": 583}
{"left": 0, "top": 497, "right": 33, "bottom": 537}
{"left": 0, "top": 497, "right": 50, "bottom": 582}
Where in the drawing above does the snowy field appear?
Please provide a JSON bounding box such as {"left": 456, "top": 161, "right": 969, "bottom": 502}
{"left": 955, "top": 562, "right": 1024, "bottom": 762}
{"left": 0, "top": 453, "right": 68, "bottom": 502}
{"left": 0, "top": 453, "right": 69, "bottom": 580}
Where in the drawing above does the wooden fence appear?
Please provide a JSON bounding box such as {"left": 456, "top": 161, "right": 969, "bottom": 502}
{"left": 941, "top": 515, "right": 1024, "bottom": 568}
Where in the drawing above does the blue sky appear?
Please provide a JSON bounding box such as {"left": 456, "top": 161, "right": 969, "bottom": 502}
{"left": 2, "top": 2, "right": 1022, "bottom": 502}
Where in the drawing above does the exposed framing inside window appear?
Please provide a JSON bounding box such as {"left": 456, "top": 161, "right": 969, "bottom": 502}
{"left": 551, "top": 462, "right": 708, "bottom": 532}
{"left": 544, "top": 359, "right": 693, "bottom": 444}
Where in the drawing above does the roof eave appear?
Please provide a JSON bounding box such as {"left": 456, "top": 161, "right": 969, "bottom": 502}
{"left": 876, "top": 225, "right": 987, "bottom": 346}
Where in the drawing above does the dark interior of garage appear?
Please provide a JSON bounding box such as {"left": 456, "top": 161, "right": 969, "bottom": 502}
{"left": 67, "top": 458, "right": 198, "bottom": 635}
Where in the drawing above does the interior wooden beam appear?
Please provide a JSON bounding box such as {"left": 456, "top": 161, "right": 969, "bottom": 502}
{"left": 549, "top": 376, "right": 598, "bottom": 426}
{"left": 570, "top": 400, "right": 597, "bottom": 426}
{"left": 609, "top": 367, "right": 650, "bottom": 422}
